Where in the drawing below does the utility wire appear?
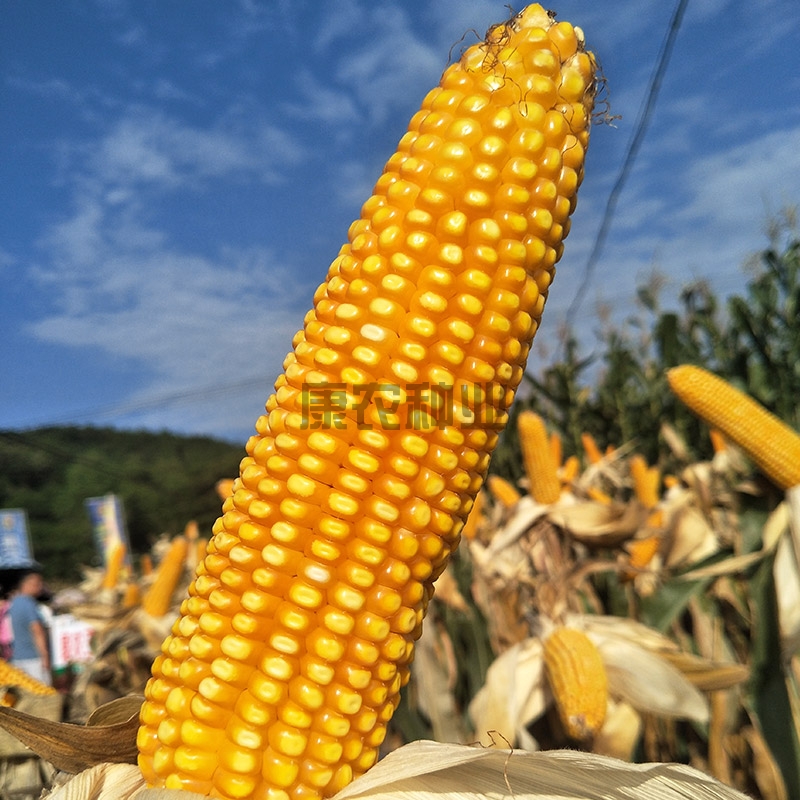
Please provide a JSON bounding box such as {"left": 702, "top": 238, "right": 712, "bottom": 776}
{"left": 565, "top": 0, "right": 690, "bottom": 324}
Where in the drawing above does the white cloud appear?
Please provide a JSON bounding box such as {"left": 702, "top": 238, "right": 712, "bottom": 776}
{"left": 89, "top": 108, "right": 303, "bottom": 190}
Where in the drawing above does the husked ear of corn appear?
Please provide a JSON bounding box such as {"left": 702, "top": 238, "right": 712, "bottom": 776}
{"left": 543, "top": 627, "right": 607, "bottom": 741}
{"left": 137, "top": 5, "right": 596, "bottom": 799}
{"left": 0, "top": 658, "right": 57, "bottom": 696}
{"left": 487, "top": 474, "right": 522, "bottom": 507}
{"left": 102, "top": 540, "right": 127, "bottom": 590}
{"left": 628, "top": 454, "right": 660, "bottom": 509}
{"left": 667, "top": 365, "right": 800, "bottom": 491}
{"left": 517, "top": 410, "right": 561, "bottom": 504}
{"left": 141, "top": 536, "right": 189, "bottom": 618}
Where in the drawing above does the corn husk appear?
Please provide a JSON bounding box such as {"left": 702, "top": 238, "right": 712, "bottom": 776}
{"left": 44, "top": 740, "right": 752, "bottom": 800}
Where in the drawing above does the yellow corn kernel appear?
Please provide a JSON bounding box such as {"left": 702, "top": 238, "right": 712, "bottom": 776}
{"left": 668, "top": 365, "right": 800, "bottom": 490}
{"left": 139, "top": 5, "right": 596, "bottom": 799}
{"left": 517, "top": 410, "right": 560, "bottom": 504}
{"left": 543, "top": 627, "right": 607, "bottom": 741}
{"left": 0, "top": 658, "right": 57, "bottom": 695}
{"left": 487, "top": 474, "right": 521, "bottom": 507}
{"left": 628, "top": 454, "right": 661, "bottom": 509}
{"left": 581, "top": 432, "right": 603, "bottom": 465}
{"left": 142, "top": 536, "right": 189, "bottom": 617}
{"left": 102, "top": 540, "right": 126, "bottom": 590}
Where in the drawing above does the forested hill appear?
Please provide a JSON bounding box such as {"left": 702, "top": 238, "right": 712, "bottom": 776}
{"left": 0, "top": 426, "right": 244, "bottom": 582}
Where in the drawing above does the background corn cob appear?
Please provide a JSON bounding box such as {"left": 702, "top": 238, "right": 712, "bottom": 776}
{"left": 628, "top": 454, "right": 660, "bottom": 509}
{"left": 543, "top": 627, "right": 607, "bottom": 742}
{"left": 0, "top": 658, "right": 57, "bottom": 696}
{"left": 518, "top": 410, "right": 561, "bottom": 504}
{"left": 667, "top": 365, "right": 800, "bottom": 490}
{"left": 141, "top": 535, "right": 189, "bottom": 618}
{"left": 487, "top": 474, "right": 522, "bottom": 508}
{"left": 102, "top": 541, "right": 127, "bottom": 590}
{"left": 581, "top": 432, "right": 603, "bottom": 465}
{"left": 137, "top": 5, "right": 596, "bottom": 799}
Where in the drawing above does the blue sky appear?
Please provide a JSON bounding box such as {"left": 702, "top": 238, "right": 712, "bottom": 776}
{"left": 2, "top": 0, "right": 799, "bottom": 443}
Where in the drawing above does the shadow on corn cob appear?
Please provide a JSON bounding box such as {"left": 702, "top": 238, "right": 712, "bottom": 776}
{"left": 136, "top": 5, "right": 597, "bottom": 799}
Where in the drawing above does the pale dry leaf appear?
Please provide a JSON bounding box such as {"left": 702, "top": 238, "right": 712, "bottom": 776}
{"left": 548, "top": 500, "right": 645, "bottom": 546}
{"left": 666, "top": 506, "right": 719, "bottom": 567}
{"left": 593, "top": 699, "right": 642, "bottom": 761}
{"left": 773, "top": 532, "right": 800, "bottom": 656}
{"left": 577, "top": 614, "right": 679, "bottom": 654}
{"left": 44, "top": 762, "right": 145, "bottom": 800}
{"left": 595, "top": 637, "right": 709, "bottom": 723}
{"left": 484, "top": 496, "right": 549, "bottom": 556}
{"left": 659, "top": 651, "right": 749, "bottom": 692}
{"left": 468, "top": 637, "right": 548, "bottom": 747}
{"left": 331, "top": 739, "right": 751, "bottom": 800}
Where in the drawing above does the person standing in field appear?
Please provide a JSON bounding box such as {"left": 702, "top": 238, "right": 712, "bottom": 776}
{"left": 8, "top": 569, "right": 51, "bottom": 686}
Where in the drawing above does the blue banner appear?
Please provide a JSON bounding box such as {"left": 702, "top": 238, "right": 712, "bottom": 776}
{"left": 0, "top": 509, "right": 34, "bottom": 568}
{"left": 84, "top": 495, "right": 130, "bottom": 566}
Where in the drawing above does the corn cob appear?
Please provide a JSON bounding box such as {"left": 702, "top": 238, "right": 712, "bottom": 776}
{"left": 543, "top": 626, "right": 607, "bottom": 741}
{"left": 587, "top": 486, "right": 612, "bottom": 505}
{"left": 0, "top": 658, "right": 57, "bottom": 696}
{"left": 709, "top": 428, "right": 727, "bottom": 454}
{"left": 559, "top": 453, "right": 580, "bottom": 484}
{"left": 102, "top": 540, "right": 127, "bottom": 590}
{"left": 549, "top": 430, "right": 563, "bottom": 468}
{"left": 667, "top": 365, "right": 800, "bottom": 490}
{"left": 628, "top": 454, "right": 660, "bottom": 509}
{"left": 140, "top": 553, "right": 153, "bottom": 578}
{"left": 138, "top": 6, "right": 596, "bottom": 799}
{"left": 123, "top": 582, "right": 141, "bottom": 609}
{"left": 517, "top": 410, "right": 561, "bottom": 504}
{"left": 460, "top": 489, "right": 485, "bottom": 541}
{"left": 581, "top": 432, "right": 603, "bottom": 465}
{"left": 142, "top": 536, "right": 189, "bottom": 618}
{"left": 487, "top": 474, "right": 522, "bottom": 507}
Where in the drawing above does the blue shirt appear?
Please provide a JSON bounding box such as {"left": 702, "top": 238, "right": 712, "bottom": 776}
{"left": 9, "top": 594, "right": 46, "bottom": 661}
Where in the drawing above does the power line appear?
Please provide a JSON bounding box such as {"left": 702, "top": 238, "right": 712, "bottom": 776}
{"left": 565, "top": 0, "right": 690, "bottom": 324}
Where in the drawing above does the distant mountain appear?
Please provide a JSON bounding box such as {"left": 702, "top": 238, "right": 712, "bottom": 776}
{"left": 0, "top": 426, "right": 243, "bottom": 582}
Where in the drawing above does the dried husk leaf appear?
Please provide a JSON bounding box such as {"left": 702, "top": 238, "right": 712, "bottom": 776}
{"left": 593, "top": 698, "right": 642, "bottom": 761}
{"left": 659, "top": 651, "right": 749, "bottom": 692}
{"left": 44, "top": 763, "right": 145, "bottom": 800}
{"left": 548, "top": 500, "right": 646, "bottom": 546}
{"left": 666, "top": 506, "right": 719, "bottom": 567}
{"left": 411, "top": 618, "right": 467, "bottom": 743}
{"left": 577, "top": 614, "right": 680, "bottom": 654}
{"left": 331, "top": 739, "right": 751, "bottom": 800}
{"left": 468, "top": 637, "right": 548, "bottom": 747}
{"left": 595, "top": 637, "right": 709, "bottom": 723}
{"left": 43, "top": 740, "right": 754, "bottom": 800}
{"left": 678, "top": 501, "right": 788, "bottom": 580}
{"left": 0, "top": 695, "right": 140, "bottom": 773}
{"left": 743, "top": 724, "right": 790, "bottom": 800}
{"left": 483, "top": 496, "right": 549, "bottom": 556}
